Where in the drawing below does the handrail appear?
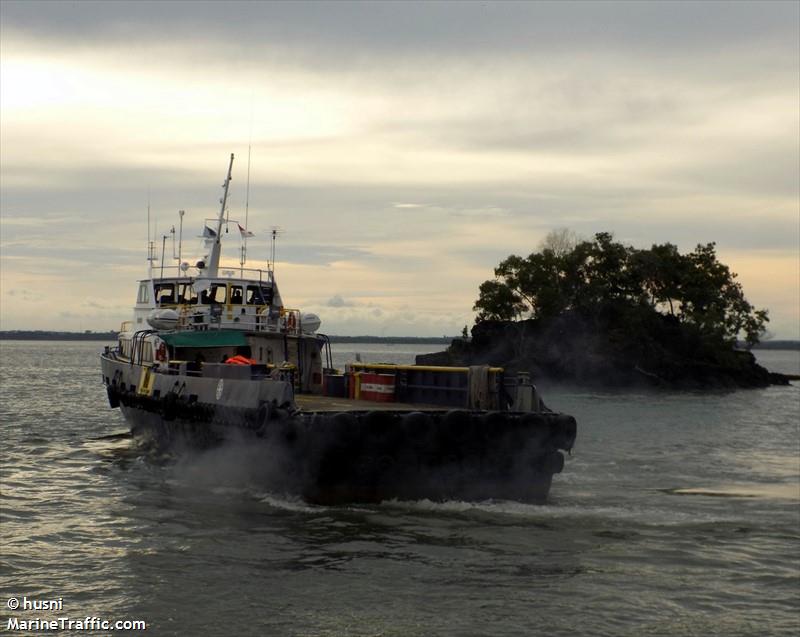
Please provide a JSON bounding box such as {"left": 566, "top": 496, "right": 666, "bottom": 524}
{"left": 121, "top": 305, "right": 320, "bottom": 337}
{"left": 143, "top": 266, "right": 275, "bottom": 282}
{"left": 157, "top": 302, "right": 271, "bottom": 311}
{"left": 348, "top": 363, "right": 505, "bottom": 374}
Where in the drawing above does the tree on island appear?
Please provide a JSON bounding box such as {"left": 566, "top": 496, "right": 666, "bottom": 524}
{"left": 413, "top": 230, "right": 782, "bottom": 387}
{"left": 473, "top": 231, "right": 768, "bottom": 347}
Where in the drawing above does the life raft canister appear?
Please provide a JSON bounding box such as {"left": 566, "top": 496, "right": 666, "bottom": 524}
{"left": 225, "top": 355, "right": 257, "bottom": 365}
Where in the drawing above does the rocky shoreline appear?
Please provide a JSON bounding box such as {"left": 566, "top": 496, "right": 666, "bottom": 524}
{"left": 418, "top": 316, "right": 790, "bottom": 390}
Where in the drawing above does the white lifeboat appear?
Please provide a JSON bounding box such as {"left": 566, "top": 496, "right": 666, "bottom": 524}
{"left": 301, "top": 313, "right": 322, "bottom": 333}
{"left": 147, "top": 308, "right": 180, "bottom": 330}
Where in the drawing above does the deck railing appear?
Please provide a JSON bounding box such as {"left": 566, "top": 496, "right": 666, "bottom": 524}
{"left": 123, "top": 306, "right": 306, "bottom": 336}
{"left": 149, "top": 265, "right": 275, "bottom": 282}
{"left": 120, "top": 303, "right": 312, "bottom": 339}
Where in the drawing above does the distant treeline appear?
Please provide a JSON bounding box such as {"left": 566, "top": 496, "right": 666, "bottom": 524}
{"left": 327, "top": 335, "right": 453, "bottom": 344}
{"left": 0, "top": 331, "right": 454, "bottom": 345}
{"left": 748, "top": 340, "right": 800, "bottom": 351}
{"left": 0, "top": 331, "right": 118, "bottom": 341}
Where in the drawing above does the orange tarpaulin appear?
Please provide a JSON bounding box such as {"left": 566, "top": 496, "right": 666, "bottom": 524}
{"left": 224, "top": 355, "right": 257, "bottom": 365}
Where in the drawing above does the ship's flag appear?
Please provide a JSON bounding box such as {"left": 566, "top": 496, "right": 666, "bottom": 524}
{"left": 238, "top": 223, "right": 254, "bottom": 238}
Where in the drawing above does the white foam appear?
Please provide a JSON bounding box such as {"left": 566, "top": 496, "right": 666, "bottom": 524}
{"left": 254, "top": 491, "right": 329, "bottom": 513}
{"left": 378, "top": 496, "right": 742, "bottom": 527}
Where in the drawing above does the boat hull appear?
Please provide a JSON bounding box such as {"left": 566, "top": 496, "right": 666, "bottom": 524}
{"left": 102, "top": 354, "right": 576, "bottom": 504}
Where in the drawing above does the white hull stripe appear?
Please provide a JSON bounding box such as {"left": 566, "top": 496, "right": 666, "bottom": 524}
{"left": 360, "top": 383, "right": 394, "bottom": 394}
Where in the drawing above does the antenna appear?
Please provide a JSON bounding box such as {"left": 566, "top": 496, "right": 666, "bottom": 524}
{"left": 241, "top": 144, "right": 252, "bottom": 276}
{"left": 159, "top": 233, "right": 168, "bottom": 280}
{"left": 268, "top": 226, "right": 283, "bottom": 277}
{"left": 206, "top": 153, "right": 234, "bottom": 277}
{"left": 177, "top": 210, "right": 185, "bottom": 273}
{"left": 146, "top": 190, "right": 156, "bottom": 276}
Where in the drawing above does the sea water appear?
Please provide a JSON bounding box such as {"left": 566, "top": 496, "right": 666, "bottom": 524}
{"left": 0, "top": 341, "right": 798, "bottom": 636}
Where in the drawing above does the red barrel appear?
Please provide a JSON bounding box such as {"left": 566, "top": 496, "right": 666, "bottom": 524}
{"left": 359, "top": 373, "right": 396, "bottom": 402}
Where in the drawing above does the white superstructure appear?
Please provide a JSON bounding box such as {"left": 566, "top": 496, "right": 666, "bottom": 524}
{"left": 117, "top": 154, "right": 327, "bottom": 393}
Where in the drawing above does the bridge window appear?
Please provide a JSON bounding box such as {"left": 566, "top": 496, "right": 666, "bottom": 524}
{"left": 229, "top": 285, "right": 244, "bottom": 305}
{"left": 137, "top": 283, "right": 150, "bottom": 304}
{"left": 154, "top": 283, "right": 175, "bottom": 305}
{"left": 246, "top": 285, "right": 264, "bottom": 305}
{"left": 177, "top": 283, "right": 198, "bottom": 305}
{"left": 201, "top": 284, "right": 226, "bottom": 304}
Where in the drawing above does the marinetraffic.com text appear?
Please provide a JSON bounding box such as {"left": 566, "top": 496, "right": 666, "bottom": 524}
{"left": 5, "top": 596, "right": 146, "bottom": 632}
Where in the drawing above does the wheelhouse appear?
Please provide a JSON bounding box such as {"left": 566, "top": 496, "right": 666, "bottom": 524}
{"left": 131, "top": 274, "right": 292, "bottom": 333}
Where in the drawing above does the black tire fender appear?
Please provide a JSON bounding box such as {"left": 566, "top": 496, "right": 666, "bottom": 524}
{"left": 254, "top": 403, "right": 271, "bottom": 437}
{"left": 106, "top": 386, "right": 120, "bottom": 409}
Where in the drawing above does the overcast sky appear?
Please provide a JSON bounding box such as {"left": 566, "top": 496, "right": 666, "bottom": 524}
{"left": 1, "top": 0, "right": 798, "bottom": 337}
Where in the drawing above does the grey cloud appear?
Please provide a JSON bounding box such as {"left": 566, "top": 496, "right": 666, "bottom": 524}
{"left": 619, "top": 216, "right": 800, "bottom": 255}
{"left": 4, "top": 167, "right": 795, "bottom": 269}
{"left": 273, "top": 244, "right": 371, "bottom": 267}
{"left": 0, "top": 165, "right": 225, "bottom": 225}
{"left": 57, "top": 309, "right": 123, "bottom": 320}
{"left": 397, "top": 110, "right": 679, "bottom": 156}
{"left": 1, "top": 243, "right": 144, "bottom": 269}
{"left": 2, "top": 1, "right": 797, "bottom": 336}
{"left": 3, "top": 1, "right": 797, "bottom": 63}
{"left": 327, "top": 294, "right": 354, "bottom": 308}
{"left": 6, "top": 289, "right": 35, "bottom": 300}
{"left": 453, "top": 214, "right": 800, "bottom": 266}
{"left": 664, "top": 144, "right": 800, "bottom": 199}
{"left": 446, "top": 206, "right": 509, "bottom": 219}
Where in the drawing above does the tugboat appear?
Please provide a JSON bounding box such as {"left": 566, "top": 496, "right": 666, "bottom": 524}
{"left": 100, "top": 154, "right": 577, "bottom": 504}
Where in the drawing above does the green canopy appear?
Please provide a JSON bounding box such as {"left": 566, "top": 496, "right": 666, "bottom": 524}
{"left": 160, "top": 331, "right": 248, "bottom": 348}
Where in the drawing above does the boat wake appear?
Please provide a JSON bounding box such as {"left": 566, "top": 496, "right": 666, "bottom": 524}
{"left": 662, "top": 485, "right": 799, "bottom": 500}
{"left": 255, "top": 492, "right": 330, "bottom": 513}
{"left": 88, "top": 431, "right": 133, "bottom": 441}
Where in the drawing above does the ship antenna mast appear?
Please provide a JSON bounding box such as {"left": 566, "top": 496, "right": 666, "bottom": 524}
{"left": 160, "top": 232, "right": 168, "bottom": 280}
{"left": 269, "top": 226, "right": 283, "bottom": 278}
{"left": 176, "top": 209, "right": 185, "bottom": 273}
{"left": 146, "top": 189, "right": 156, "bottom": 276}
{"left": 240, "top": 144, "right": 251, "bottom": 276}
{"left": 207, "top": 153, "right": 234, "bottom": 278}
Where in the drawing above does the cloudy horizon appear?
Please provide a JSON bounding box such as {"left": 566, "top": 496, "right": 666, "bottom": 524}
{"left": 1, "top": 0, "right": 798, "bottom": 337}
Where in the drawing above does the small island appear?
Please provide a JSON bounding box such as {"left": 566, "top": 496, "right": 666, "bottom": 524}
{"left": 420, "top": 231, "right": 791, "bottom": 389}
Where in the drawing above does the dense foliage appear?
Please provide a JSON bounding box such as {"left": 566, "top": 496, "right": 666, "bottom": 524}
{"left": 474, "top": 232, "right": 768, "bottom": 346}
